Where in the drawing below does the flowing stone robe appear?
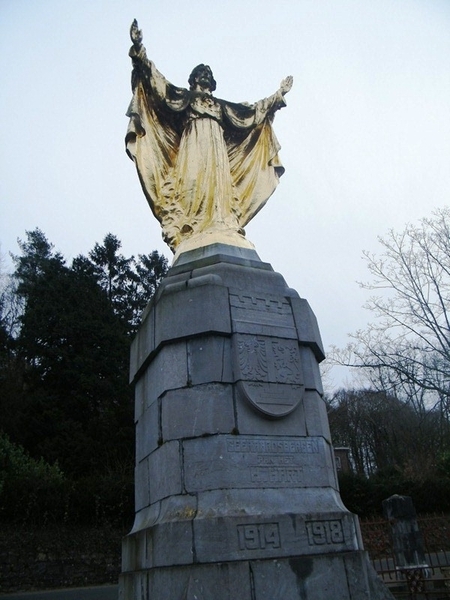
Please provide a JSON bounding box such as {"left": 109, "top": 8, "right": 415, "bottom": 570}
{"left": 126, "top": 50, "right": 287, "bottom": 256}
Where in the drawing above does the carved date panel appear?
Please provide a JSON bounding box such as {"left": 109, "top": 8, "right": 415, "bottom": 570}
{"left": 237, "top": 523, "right": 281, "bottom": 551}
{"left": 306, "top": 520, "right": 345, "bottom": 546}
{"left": 193, "top": 511, "right": 358, "bottom": 564}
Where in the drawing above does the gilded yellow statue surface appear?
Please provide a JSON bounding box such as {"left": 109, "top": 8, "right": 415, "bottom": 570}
{"left": 126, "top": 20, "right": 292, "bottom": 257}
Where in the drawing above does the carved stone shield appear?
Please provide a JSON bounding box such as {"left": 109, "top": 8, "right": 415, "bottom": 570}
{"left": 234, "top": 335, "right": 304, "bottom": 418}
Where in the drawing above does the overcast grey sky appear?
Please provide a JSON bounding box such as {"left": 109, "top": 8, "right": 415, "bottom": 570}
{"left": 1, "top": 0, "right": 449, "bottom": 389}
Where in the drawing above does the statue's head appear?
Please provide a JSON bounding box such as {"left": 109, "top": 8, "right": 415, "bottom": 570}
{"left": 188, "top": 64, "right": 216, "bottom": 92}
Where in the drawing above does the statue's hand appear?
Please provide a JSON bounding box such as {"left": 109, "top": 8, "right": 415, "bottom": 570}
{"left": 130, "top": 19, "right": 143, "bottom": 49}
{"left": 280, "top": 76, "right": 293, "bottom": 95}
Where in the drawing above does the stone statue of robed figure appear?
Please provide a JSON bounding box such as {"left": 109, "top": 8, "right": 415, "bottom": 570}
{"left": 126, "top": 20, "right": 293, "bottom": 258}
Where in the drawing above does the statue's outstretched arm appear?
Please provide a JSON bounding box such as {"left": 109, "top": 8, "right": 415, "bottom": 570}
{"left": 130, "top": 19, "right": 143, "bottom": 49}
{"left": 251, "top": 75, "right": 293, "bottom": 120}
{"left": 129, "top": 19, "right": 151, "bottom": 67}
{"left": 279, "top": 76, "right": 293, "bottom": 96}
{"left": 128, "top": 19, "right": 187, "bottom": 111}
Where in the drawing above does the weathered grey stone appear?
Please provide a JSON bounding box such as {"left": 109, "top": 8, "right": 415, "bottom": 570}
{"left": 130, "top": 337, "right": 139, "bottom": 385}
{"left": 235, "top": 384, "right": 307, "bottom": 437}
{"left": 131, "top": 572, "right": 148, "bottom": 600}
{"left": 121, "top": 250, "right": 394, "bottom": 599}
{"left": 136, "top": 402, "right": 159, "bottom": 462}
{"left": 155, "top": 283, "right": 231, "bottom": 346}
{"left": 187, "top": 273, "right": 223, "bottom": 288}
{"left": 148, "top": 441, "right": 182, "bottom": 504}
{"left": 135, "top": 459, "right": 150, "bottom": 511}
{"left": 153, "top": 270, "right": 190, "bottom": 303}
{"left": 344, "top": 552, "right": 395, "bottom": 599}
{"left": 130, "top": 501, "right": 161, "bottom": 534}
{"left": 299, "top": 346, "right": 324, "bottom": 394}
{"left": 237, "top": 377, "right": 304, "bottom": 419}
{"left": 344, "top": 552, "right": 373, "bottom": 600}
{"left": 194, "top": 510, "right": 360, "bottom": 564}
{"left": 161, "top": 384, "right": 235, "bottom": 440}
{"left": 130, "top": 307, "right": 155, "bottom": 383}
{"left": 230, "top": 292, "right": 297, "bottom": 338}
{"left": 251, "top": 554, "right": 353, "bottom": 600}
{"left": 145, "top": 561, "right": 252, "bottom": 600}
{"left": 233, "top": 334, "right": 305, "bottom": 418}
{"left": 143, "top": 342, "right": 188, "bottom": 407}
{"left": 158, "top": 279, "right": 187, "bottom": 295}
{"left": 183, "top": 435, "right": 334, "bottom": 493}
{"left": 172, "top": 243, "right": 264, "bottom": 270}
{"left": 290, "top": 296, "right": 325, "bottom": 361}
{"left": 118, "top": 573, "right": 136, "bottom": 600}
{"left": 195, "top": 487, "right": 350, "bottom": 520}
{"left": 158, "top": 492, "right": 198, "bottom": 523}
{"left": 121, "top": 552, "right": 393, "bottom": 600}
{"left": 134, "top": 375, "right": 146, "bottom": 422}
{"left": 122, "top": 530, "right": 148, "bottom": 572}
{"left": 303, "top": 390, "right": 331, "bottom": 442}
{"left": 125, "top": 494, "right": 198, "bottom": 570}
{"left": 121, "top": 533, "right": 137, "bottom": 572}
{"left": 151, "top": 521, "right": 194, "bottom": 567}
{"left": 193, "top": 262, "right": 287, "bottom": 294}
{"left": 233, "top": 335, "right": 303, "bottom": 385}
{"left": 187, "top": 335, "right": 233, "bottom": 385}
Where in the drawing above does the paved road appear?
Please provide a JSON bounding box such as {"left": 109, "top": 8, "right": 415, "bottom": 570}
{"left": 0, "top": 585, "right": 118, "bottom": 600}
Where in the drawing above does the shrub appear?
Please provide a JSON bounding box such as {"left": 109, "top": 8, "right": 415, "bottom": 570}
{"left": 0, "top": 432, "right": 65, "bottom": 523}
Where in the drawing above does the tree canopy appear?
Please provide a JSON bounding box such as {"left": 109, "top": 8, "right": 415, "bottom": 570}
{"left": 0, "top": 229, "right": 168, "bottom": 523}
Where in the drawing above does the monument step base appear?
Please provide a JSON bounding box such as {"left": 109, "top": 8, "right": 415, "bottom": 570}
{"left": 119, "top": 550, "right": 394, "bottom": 599}
{"left": 122, "top": 505, "right": 363, "bottom": 570}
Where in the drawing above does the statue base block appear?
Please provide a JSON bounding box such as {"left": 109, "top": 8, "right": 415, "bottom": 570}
{"left": 119, "top": 244, "right": 393, "bottom": 599}
{"left": 120, "top": 551, "right": 390, "bottom": 599}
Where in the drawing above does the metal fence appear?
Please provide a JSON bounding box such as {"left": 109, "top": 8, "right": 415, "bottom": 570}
{"left": 360, "top": 515, "right": 450, "bottom": 599}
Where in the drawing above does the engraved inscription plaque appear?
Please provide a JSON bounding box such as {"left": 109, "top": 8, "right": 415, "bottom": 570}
{"left": 183, "top": 435, "right": 330, "bottom": 492}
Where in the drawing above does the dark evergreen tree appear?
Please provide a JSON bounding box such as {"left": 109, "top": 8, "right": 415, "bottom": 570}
{"left": 86, "top": 234, "right": 168, "bottom": 335}
{"left": 5, "top": 229, "right": 168, "bottom": 478}
{"left": 132, "top": 250, "right": 168, "bottom": 332}
{"left": 88, "top": 233, "right": 136, "bottom": 329}
{"left": 0, "top": 228, "right": 167, "bottom": 524}
{"left": 11, "top": 232, "right": 129, "bottom": 475}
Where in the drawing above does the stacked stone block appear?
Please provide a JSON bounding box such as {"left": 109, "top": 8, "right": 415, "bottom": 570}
{"left": 119, "top": 245, "right": 393, "bottom": 599}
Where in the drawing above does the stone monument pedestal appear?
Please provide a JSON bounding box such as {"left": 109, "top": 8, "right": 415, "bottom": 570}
{"left": 119, "top": 245, "right": 392, "bottom": 599}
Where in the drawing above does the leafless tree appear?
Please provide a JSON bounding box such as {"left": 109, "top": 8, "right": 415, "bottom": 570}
{"left": 332, "top": 208, "right": 450, "bottom": 421}
{"left": 328, "top": 388, "right": 443, "bottom": 477}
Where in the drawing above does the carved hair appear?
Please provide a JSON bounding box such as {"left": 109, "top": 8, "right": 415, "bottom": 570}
{"left": 188, "top": 64, "right": 217, "bottom": 92}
